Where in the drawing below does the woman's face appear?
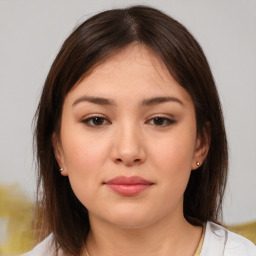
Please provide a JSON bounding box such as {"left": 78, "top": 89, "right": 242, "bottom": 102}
{"left": 54, "top": 44, "right": 207, "bottom": 229}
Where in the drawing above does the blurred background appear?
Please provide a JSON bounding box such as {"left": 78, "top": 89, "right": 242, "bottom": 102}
{"left": 0, "top": 0, "right": 255, "bottom": 254}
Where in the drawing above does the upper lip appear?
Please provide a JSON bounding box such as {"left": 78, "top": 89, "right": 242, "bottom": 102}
{"left": 104, "top": 176, "right": 153, "bottom": 185}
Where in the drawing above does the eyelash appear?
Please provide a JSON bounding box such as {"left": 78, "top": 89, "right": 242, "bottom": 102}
{"left": 81, "top": 115, "right": 176, "bottom": 127}
{"left": 82, "top": 115, "right": 111, "bottom": 127}
{"left": 146, "top": 116, "right": 176, "bottom": 126}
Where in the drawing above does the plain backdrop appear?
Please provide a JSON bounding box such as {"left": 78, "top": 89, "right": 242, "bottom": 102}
{"left": 0, "top": 0, "right": 255, "bottom": 225}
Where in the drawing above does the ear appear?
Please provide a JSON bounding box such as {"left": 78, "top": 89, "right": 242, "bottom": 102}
{"left": 191, "top": 122, "right": 211, "bottom": 170}
{"left": 52, "top": 133, "right": 68, "bottom": 176}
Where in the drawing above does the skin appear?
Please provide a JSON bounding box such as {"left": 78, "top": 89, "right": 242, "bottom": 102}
{"left": 54, "top": 44, "right": 209, "bottom": 256}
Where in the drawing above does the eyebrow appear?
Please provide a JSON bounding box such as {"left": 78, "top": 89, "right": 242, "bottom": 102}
{"left": 72, "top": 96, "right": 115, "bottom": 107}
{"left": 72, "top": 96, "right": 184, "bottom": 107}
{"left": 141, "top": 96, "right": 184, "bottom": 106}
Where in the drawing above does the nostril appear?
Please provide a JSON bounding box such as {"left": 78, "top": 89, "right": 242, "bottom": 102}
{"left": 115, "top": 157, "right": 142, "bottom": 165}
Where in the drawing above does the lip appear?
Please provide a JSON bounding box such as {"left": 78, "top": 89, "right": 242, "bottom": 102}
{"left": 104, "top": 176, "right": 153, "bottom": 196}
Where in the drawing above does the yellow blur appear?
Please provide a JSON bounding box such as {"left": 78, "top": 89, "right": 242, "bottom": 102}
{"left": 0, "top": 184, "right": 255, "bottom": 255}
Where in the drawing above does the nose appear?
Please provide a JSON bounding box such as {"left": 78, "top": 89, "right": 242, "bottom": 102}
{"left": 111, "top": 124, "right": 146, "bottom": 166}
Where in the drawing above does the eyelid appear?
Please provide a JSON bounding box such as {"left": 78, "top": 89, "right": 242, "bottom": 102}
{"left": 146, "top": 114, "right": 176, "bottom": 126}
{"left": 81, "top": 114, "right": 111, "bottom": 127}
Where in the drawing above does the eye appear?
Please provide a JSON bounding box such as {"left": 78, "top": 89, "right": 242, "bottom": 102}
{"left": 147, "top": 116, "right": 175, "bottom": 126}
{"left": 82, "top": 116, "right": 110, "bottom": 127}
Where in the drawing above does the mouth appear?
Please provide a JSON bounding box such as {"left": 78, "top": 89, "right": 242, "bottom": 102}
{"left": 104, "top": 176, "right": 154, "bottom": 196}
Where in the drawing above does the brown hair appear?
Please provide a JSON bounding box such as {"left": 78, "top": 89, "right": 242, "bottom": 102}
{"left": 34, "top": 5, "right": 228, "bottom": 255}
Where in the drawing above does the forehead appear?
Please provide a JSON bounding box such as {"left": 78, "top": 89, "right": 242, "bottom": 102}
{"left": 67, "top": 44, "right": 192, "bottom": 104}
{"left": 84, "top": 44, "right": 171, "bottom": 85}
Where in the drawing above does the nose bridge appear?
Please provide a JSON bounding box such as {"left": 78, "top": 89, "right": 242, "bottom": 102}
{"left": 113, "top": 121, "right": 146, "bottom": 165}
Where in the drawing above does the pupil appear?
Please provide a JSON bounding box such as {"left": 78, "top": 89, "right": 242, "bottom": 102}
{"left": 93, "top": 117, "right": 103, "bottom": 125}
{"left": 154, "top": 117, "right": 164, "bottom": 125}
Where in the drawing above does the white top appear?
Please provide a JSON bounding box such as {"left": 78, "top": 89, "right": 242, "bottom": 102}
{"left": 19, "top": 222, "right": 256, "bottom": 256}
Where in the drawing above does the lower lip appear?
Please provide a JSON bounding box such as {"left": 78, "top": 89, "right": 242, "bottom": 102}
{"left": 106, "top": 184, "right": 152, "bottom": 196}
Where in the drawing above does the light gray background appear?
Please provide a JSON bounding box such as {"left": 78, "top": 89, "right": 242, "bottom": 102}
{"left": 0, "top": 0, "right": 255, "bottom": 225}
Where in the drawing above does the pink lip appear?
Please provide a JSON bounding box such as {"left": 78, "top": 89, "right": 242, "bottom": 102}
{"left": 104, "top": 176, "right": 153, "bottom": 196}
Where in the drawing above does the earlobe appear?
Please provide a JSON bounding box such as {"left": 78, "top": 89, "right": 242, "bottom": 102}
{"left": 52, "top": 133, "right": 68, "bottom": 176}
{"left": 192, "top": 123, "right": 211, "bottom": 170}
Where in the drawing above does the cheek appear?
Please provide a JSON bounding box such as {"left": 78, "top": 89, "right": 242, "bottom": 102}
{"left": 151, "top": 135, "right": 196, "bottom": 173}
{"left": 149, "top": 131, "right": 196, "bottom": 194}
{"left": 62, "top": 127, "right": 110, "bottom": 171}
{"left": 60, "top": 131, "right": 110, "bottom": 199}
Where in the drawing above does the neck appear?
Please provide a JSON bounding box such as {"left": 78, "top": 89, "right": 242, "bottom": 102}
{"left": 84, "top": 214, "right": 202, "bottom": 256}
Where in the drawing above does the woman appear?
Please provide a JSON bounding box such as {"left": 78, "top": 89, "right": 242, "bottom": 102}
{"left": 21, "top": 5, "right": 255, "bottom": 256}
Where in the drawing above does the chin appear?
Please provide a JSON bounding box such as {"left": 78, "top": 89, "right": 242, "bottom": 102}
{"left": 110, "top": 217, "right": 152, "bottom": 230}
{"left": 104, "top": 206, "right": 156, "bottom": 229}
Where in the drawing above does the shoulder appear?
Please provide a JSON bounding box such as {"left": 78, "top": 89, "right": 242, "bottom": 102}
{"left": 18, "top": 234, "right": 63, "bottom": 256}
{"left": 200, "top": 221, "right": 256, "bottom": 256}
{"left": 223, "top": 226, "right": 256, "bottom": 256}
